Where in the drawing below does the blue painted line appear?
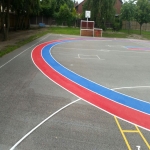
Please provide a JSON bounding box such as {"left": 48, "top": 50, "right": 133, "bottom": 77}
{"left": 42, "top": 40, "right": 150, "bottom": 115}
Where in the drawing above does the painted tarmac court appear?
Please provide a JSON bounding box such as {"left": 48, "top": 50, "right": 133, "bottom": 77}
{"left": 0, "top": 34, "right": 150, "bottom": 150}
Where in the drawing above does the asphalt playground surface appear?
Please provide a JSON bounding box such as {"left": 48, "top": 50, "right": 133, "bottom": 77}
{"left": 0, "top": 34, "right": 150, "bottom": 150}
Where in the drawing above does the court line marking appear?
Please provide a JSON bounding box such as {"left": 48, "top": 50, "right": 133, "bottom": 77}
{"left": 113, "top": 86, "right": 150, "bottom": 90}
{"left": 85, "top": 40, "right": 112, "bottom": 42}
{"left": 135, "top": 126, "right": 150, "bottom": 149}
{"left": 54, "top": 47, "right": 150, "bottom": 54}
{"left": 32, "top": 39, "right": 150, "bottom": 131}
{"left": 55, "top": 47, "right": 105, "bottom": 51}
{"left": 40, "top": 40, "right": 150, "bottom": 128}
{"left": 0, "top": 34, "right": 50, "bottom": 69}
{"left": 48, "top": 41, "right": 150, "bottom": 109}
{"left": 77, "top": 54, "right": 101, "bottom": 60}
{"left": 122, "top": 130, "right": 139, "bottom": 133}
{"left": 114, "top": 116, "right": 132, "bottom": 150}
{"left": 112, "top": 50, "right": 150, "bottom": 53}
{"left": 115, "top": 116, "right": 150, "bottom": 150}
{"left": 10, "top": 98, "right": 81, "bottom": 150}
{"left": 5, "top": 37, "right": 150, "bottom": 149}
{"left": 32, "top": 39, "right": 149, "bottom": 149}
{"left": 114, "top": 87, "right": 150, "bottom": 149}
{"left": 98, "top": 49, "right": 110, "bottom": 52}
{"left": 96, "top": 55, "right": 101, "bottom": 60}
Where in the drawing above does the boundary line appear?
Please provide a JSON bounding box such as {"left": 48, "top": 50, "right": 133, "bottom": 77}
{"left": 113, "top": 86, "right": 150, "bottom": 149}
{"left": 114, "top": 116, "right": 150, "bottom": 150}
{"left": 32, "top": 39, "right": 150, "bottom": 130}
{"left": 135, "top": 126, "right": 150, "bottom": 149}
{"left": 114, "top": 116, "right": 132, "bottom": 150}
{"left": 10, "top": 98, "right": 81, "bottom": 150}
{"left": 113, "top": 86, "right": 150, "bottom": 90}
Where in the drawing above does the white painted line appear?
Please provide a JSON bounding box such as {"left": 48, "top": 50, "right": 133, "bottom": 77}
{"left": 0, "top": 34, "right": 50, "bottom": 69}
{"left": 49, "top": 42, "right": 150, "bottom": 108}
{"left": 122, "top": 46, "right": 128, "bottom": 49}
{"left": 109, "top": 50, "right": 150, "bottom": 54}
{"left": 96, "top": 55, "right": 101, "bottom": 60}
{"left": 85, "top": 40, "right": 112, "bottom": 42}
{"left": 55, "top": 47, "right": 150, "bottom": 54}
{"left": 31, "top": 41, "right": 150, "bottom": 132}
{"left": 77, "top": 54, "right": 102, "bottom": 60}
{"left": 112, "top": 86, "right": 150, "bottom": 90}
{"left": 54, "top": 47, "right": 106, "bottom": 51}
{"left": 79, "top": 54, "right": 97, "bottom": 56}
{"left": 78, "top": 54, "right": 80, "bottom": 59}
{"left": 10, "top": 98, "right": 81, "bottom": 150}
{"left": 97, "top": 49, "right": 110, "bottom": 52}
{"left": 107, "top": 45, "right": 124, "bottom": 47}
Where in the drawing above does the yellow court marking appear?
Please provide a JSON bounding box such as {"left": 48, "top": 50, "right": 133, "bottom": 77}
{"left": 114, "top": 116, "right": 150, "bottom": 150}
{"left": 114, "top": 116, "right": 132, "bottom": 150}
{"left": 122, "top": 130, "right": 139, "bottom": 133}
{"left": 135, "top": 126, "right": 150, "bottom": 149}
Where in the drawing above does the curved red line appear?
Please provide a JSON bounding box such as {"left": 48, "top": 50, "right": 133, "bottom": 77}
{"left": 32, "top": 41, "right": 150, "bottom": 131}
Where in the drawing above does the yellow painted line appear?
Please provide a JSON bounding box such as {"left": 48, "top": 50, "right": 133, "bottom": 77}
{"left": 122, "top": 130, "right": 139, "bottom": 133}
{"left": 114, "top": 116, "right": 132, "bottom": 150}
{"left": 135, "top": 126, "right": 150, "bottom": 149}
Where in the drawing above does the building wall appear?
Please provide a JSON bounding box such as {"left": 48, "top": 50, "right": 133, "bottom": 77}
{"left": 76, "top": 1, "right": 86, "bottom": 14}
{"left": 114, "top": 0, "right": 123, "bottom": 14}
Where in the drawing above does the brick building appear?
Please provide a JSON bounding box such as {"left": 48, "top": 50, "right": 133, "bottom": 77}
{"left": 114, "top": 0, "right": 123, "bottom": 15}
{"left": 75, "top": 0, "right": 123, "bottom": 16}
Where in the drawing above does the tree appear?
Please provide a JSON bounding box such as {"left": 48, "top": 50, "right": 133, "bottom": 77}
{"left": 135, "top": 0, "right": 150, "bottom": 34}
{"left": 40, "top": 0, "right": 56, "bottom": 17}
{"left": 55, "top": 3, "right": 74, "bottom": 26}
{"left": 55, "top": 0, "right": 74, "bottom": 13}
{"left": 0, "top": 0, "right": 12, "bottom": 41}
{"left": 23, "top": 0, "right": 41, "bottom": 29}
{"left": 120, "top": 0, "right": 136, "bottom": 33}
{"left": 83, "top": 0, "right": 116, "bottom": 29}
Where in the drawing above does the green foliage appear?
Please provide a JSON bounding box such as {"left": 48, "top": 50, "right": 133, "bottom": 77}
{"left": 40, "top": 0, "right": 56, "bottom": 17}
{"left": 121, "top": 0, "right": 136, "bottom": 22}
{"left": 112, "top": 17, "right": 122, "bottom": 31}
{"left": 55, "top": 0, "right": 74, "bottom": 12}
{"left": 120, "top": 0, "right": 136, "bottom": 33}
{"left": 55, "top": 4, "right": 76, "bottom": 26}
{"left": 0, "top": 0, "right": 75, "bottom": 41}
{"left": 135, "top": 0, "right": 150, "bottom": 34}
{"left": 49, "top": 26, "right": 80, "bottom": 35}
{"left": 121, "top": 0, "right": 150, "bottom": 35}
{"left": 83, "top": 0, "right": 116, "bottom": 28}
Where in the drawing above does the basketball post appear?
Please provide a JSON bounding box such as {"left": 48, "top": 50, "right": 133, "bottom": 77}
{"left": 80, "top": 11, "right": 97, "bottom": 37}
{"left": 85, "top": 11, "right": 91, "bottom": 29}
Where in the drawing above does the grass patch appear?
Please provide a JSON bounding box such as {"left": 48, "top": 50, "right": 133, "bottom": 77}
{"left": 0, "top": 30, "right": 50, "bottom": 57}
{"left": 120, "top": 29, "right": 150, "bottom": 40}
{"left": 103, "top": 31, "right": 128, "bottom": 38}
{"left": 49, "top": 26, "right": 80, "bottom": 35}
